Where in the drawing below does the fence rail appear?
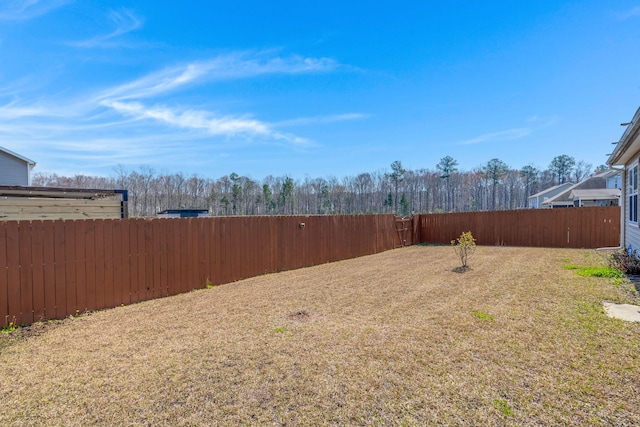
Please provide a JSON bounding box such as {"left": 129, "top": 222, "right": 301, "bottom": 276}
{"left": 1, "top": 214, "right": 402, "bottom": 326}
{"left": 419, "top": 206, "right": 620, "bottom": 248}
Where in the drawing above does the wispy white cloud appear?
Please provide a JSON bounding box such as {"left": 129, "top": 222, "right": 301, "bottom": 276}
{"left": 102, "top": 100, "right": 309, "bottom": 145}
{"left": 0, "top": 101, "right": 56, "bottom": 119}
{"left": 96, "top": 52, "right": 339, "bottom": 101}
{"left": 617, "top": 6, "right": 640, "bottom": 20}
{"left": 0, "top": 0, "right": 69, "bottom": 22}
{"left": 459, "top": 128, "right": 531, "bottom": 145}
{"left": 275, "top": 113, "right": 371, "bottom": 127}
{"left": 69, "top": 8, "right": 143, "bottom": 48}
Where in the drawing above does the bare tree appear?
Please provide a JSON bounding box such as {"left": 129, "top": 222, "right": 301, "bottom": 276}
{"left": 572, "top": 161, "right": 593, "bottom": 182}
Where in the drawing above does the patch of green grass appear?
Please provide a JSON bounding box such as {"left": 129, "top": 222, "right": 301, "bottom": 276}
{"left": 576, "top": 266, "right": 624, "bottom": 278}
{"left": 563, "top": 265, "right": 624, "bottom": 278}
{"left": 472, "top": 311, "right": 495, "bottom": 321}
{"left": 273, "top": 326, "right": 286, "bottom": 333}
{"left": 493, "top": 399, "right": 513, "bottom": 417}
{"left": 1, "top": 321, "right": 17, "bottom": 335}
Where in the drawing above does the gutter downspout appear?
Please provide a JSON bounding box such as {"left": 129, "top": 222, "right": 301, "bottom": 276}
{"left": 597, "top": 166, "right": 625, "bottom": 252}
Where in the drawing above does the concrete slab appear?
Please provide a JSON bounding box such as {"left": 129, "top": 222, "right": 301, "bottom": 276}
{"left": 603, "top": 302, "right": 640, "bottom": 322}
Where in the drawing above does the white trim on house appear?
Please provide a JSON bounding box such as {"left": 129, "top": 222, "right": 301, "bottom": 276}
{"left": 627, "top": 162, "right": 638, "bottom": 224}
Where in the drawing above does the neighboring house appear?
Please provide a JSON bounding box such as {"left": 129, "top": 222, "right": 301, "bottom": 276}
{"left": 0, "top": 146, "right": 36, "bottom": 186}
{"left": 541, "top": 170, "right": 621, "bottom": 208}
{"left": 527, "top": 182, "right": 574, "bottom": 208}
{"left": 157, "top": 209, "right": 210, "bottom": 218}
{"left": 608, "top": 105, "right": 640, "bottom": 252}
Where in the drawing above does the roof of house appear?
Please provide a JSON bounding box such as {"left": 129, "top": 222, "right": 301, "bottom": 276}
{"left": 608, "top": 105, "right": 640, "bottom": 166}
{"left": 0, "top": 146, "right": 36, "bottom": 166}
{"left": 569, "top": 188, "right": 621, "bottom": 200}
{"left": 527, "top": 182, "right": 574, "bottom": 200}
{"left": 542, "top": 172, "right": 612, "bottom": 206}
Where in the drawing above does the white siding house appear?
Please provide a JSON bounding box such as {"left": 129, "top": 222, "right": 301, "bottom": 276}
{"left": 527, "top": 182, "right": 574, "bottom": 208}
{"left": 607, "top": 106, "right": 640, "bottom": 252}
{"left": 0, "top": 146, "right": 36, "bottom": 186}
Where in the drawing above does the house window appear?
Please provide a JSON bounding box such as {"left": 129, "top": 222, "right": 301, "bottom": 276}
{"left": 629, "top": 163, "right": 638, "bottom": 223}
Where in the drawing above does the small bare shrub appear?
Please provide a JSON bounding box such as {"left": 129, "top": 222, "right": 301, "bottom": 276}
{"left": 608, "top": 249, "right": 640, "bottom": 275}
{"left": 452, "top": 231, "right": 476, "bottom": 269}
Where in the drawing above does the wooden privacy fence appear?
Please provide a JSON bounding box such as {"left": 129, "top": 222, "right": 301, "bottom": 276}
{"left": 1, "top": 207, "right": 620, "bottom": 326}
{"left": 419, "top": 206, "right": 620, "bottom": 248}
{"left": 0, "top": 214, "right": 405, "bottom": 326}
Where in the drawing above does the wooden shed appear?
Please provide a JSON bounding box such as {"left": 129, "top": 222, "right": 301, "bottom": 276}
{"left": 0, "top": 186, "right": 128, "bottom": 221}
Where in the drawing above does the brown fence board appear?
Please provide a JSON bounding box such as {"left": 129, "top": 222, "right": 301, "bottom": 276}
{"left": 155, "top": 219, "right": 167, "bottom": 297}
{"left": 93, "top": 220, "right": 105, "bottom": 311}
{"left": 84, "top": 220, "right": 96, "bottom": 312}
{"left": 74, "top": 220, "right": 87, "bottom": 313}
{"left": 53, "top": 221, "right": 66, "bottom": 319}
{"left": 141, "top": 219, "right": 151, "bottom": 301}
{"left": 188, "top": 218, "right": 199, "bottom": 289}
{"left": 129, "top": 219, "right": 140, "bottom": 304}
{"left": 122, "top": 220, "right": 133, "bottom": 306}
{"left": 64, "top": 221, "right": 77, "bottom": 315}
{"left": 42, "top": 221, "right": 56, "bottom": 321}
{"left": 110, "top": 220, "right": 122, "bottom": 306}
{"left": 6, "top": 222, "right": 20, "bottom": 324}
{"left": 166, "top": 219, "right": 176, "bottom": 296}
{"left": 19, "top": 222, "right": 33, "bottom": 325}
{"left": 0, "top": 223, "right": 7, "bottom": 325}
{"left": 31, "top": 222, "right": 45, "bottom": 322}
{"left": 172, "top": 219, "right": 182, "bottom": 294}
{"left": 103, "top": 220, "right": 115, "bottom": 310}
{"left": 138, "top": 219, "right": 146, "bottom": 299}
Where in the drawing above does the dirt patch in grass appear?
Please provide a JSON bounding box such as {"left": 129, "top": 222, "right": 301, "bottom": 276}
{"left": 1, "top": 246, "right": 639, "bottom": 426}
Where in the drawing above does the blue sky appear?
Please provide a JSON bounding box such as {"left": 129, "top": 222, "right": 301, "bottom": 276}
{"left": 1, "top": 0, "right": 640, "bottom": 180}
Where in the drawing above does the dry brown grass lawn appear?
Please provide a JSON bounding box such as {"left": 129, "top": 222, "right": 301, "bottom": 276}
{"left": 1, "top": 246, "right": 639, "bottom": 426}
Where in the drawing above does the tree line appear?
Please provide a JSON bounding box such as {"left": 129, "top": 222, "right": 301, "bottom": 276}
{"left": 32, "top": 155, "right": 603, "bottom": 217}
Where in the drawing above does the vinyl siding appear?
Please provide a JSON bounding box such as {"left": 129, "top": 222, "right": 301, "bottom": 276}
{"left": 624, "top": 161, "right": 640, "bottom": 251}
{"left": 0, "top": 152, "right": 29, "bottom": 185}
{"left": 625, "top": 201, "right": 640, "bottom": 252}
